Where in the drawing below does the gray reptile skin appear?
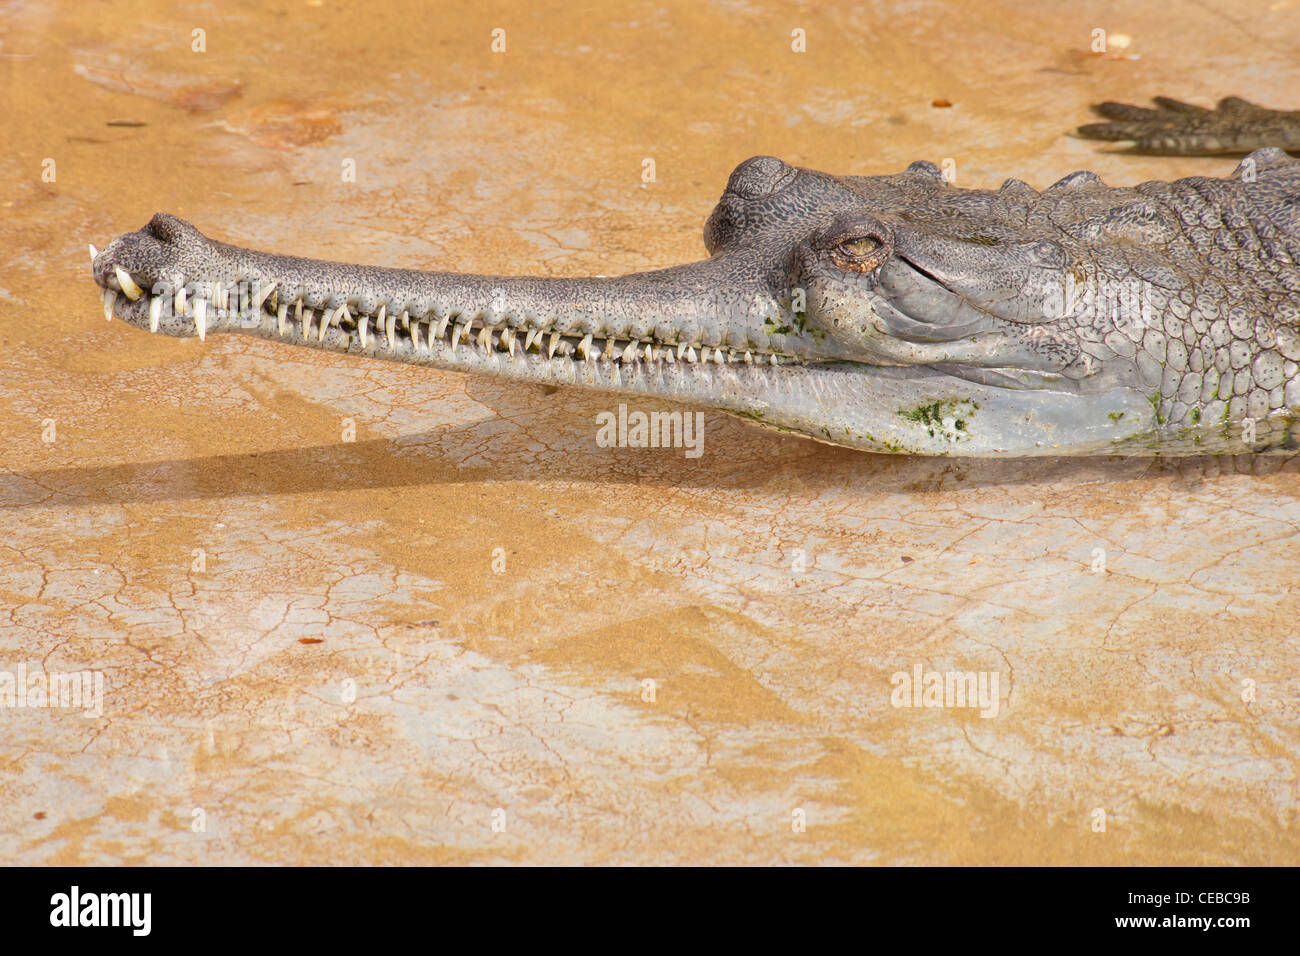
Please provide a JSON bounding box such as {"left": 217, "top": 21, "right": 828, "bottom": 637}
{"left": 90, "top": 97, "right": 1300, "bottom": 456}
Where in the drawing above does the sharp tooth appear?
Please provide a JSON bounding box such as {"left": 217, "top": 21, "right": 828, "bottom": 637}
{"left": 744, "top": 351, "right": 753, "bottom": 363}
{"left": 578, "top": 333, "right": 593, "bottom": 360}
{"left": 686, "top": 346, "right": 698, "bottom": 363}
{"left": 435, "top": 314, "right": 450, "bottom": 340}
{"left": 318, "top": 306, "right": 332, "bottom": 341}
{"left": 676, "top": 343, "right": 686, "bottom": 361}
{"left": 386, "top": 309, "right": 396, "bottom": 348}
{"left": 88, "top": 243, "right": 99, "bottom": 263}
{"left": 149, "top": 295, "right": 162, "bottom": 332}
{"left": 174, "top": 285, "right": 187, "bottom": 316}
{"left": 452, "top": 323, "right": 467, "bottom": 349}
{"left": 400, "top": 310, "right": 410, "bottom": 331}
{"left": 548, "top": 331, "right": 561, "bottom": 358}
{"left": 714, "top": 348, "right": 726, "bottom": 365}
{"left": 194, "top": 297, "right": 207, "bottom": 340}
{"left": 114, "top": 267, "right": 143, "bottom": 301}
{"left": 358, "top": 315, "right": 369, "bottom": 348}
{"left": 375, "top": 303, "right": 387, "bottom": 345}
{"left": 277, "top": 302, "right": 288, "bottom": 336}
{"left": 664, "top": 348, "right": 675, "bottom": 364}
{"left": 500, "top": 328, "right": 515, "bottom": 353}
{"left": 602, "top": 338, "right": 617, "bottom": 361}
{"left": 103, "top": 288, "right": 116, "bottom": 322}
{"left": 477, "top": 326, "right": 492, "bottom": 350}
{"left": 524, "top": 329, "right": 538, "bottom": 352}
{"left": 770, "top": 354, "right": 779, "bottom": 366}
{"left": 253, "top": 282, "right": 276, "bottom": 311}
{"left": 412, "top": 320, "right": 423, "bottom": 351}
{"left": 621, "top": 341, "right": 638, "bottom": 363}
{"left": 302, "top": 308, "right": 313, "bottom": 338}
{"left": 326, "top": 304, "right": 349, "bottom": 342}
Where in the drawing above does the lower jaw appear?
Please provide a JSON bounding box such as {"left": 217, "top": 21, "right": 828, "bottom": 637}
{"left": 101, "top": 287, "right": 1160, "bottom": 456}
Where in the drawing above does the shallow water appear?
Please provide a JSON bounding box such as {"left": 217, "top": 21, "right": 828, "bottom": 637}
{"left": 2, "top": 0, "right": 1298, "bottom": 863}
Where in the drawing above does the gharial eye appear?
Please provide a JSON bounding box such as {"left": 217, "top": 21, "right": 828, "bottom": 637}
{"left": 837, "top": 237, "right": 879, "bottom": 258}
{"left": 829, "top": 234, "right": 889, "bottom": 272}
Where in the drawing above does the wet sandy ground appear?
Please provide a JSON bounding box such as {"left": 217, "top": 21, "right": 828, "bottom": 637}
{"left": 2, "top": 0, "right": 1299, "bottom": 864}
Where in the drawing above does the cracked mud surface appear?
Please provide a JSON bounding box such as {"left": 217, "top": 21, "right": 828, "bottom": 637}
{"left": 2, "top": 0, "right": 1298, "bottom": 864}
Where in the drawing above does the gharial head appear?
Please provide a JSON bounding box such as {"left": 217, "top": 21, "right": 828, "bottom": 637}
{"left": 704, "top": 155, "right": 1096, "bottom": 372}
{"left": 92, "top": 150, "right": 1298, "bottom": 456}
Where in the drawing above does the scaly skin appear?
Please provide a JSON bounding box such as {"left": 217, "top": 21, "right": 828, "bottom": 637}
{"left": 90, "top": 97, "right": 1300, "bottom": 456}
{"left": 1076, "top": 96, "right": 1300, "bottom": 156}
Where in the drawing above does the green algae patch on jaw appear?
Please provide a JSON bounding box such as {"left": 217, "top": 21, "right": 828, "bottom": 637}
{"left": 1149, "top": 391, "right": 1166, "bottom": 425}
{"left": 897, "top": 398, "right": 979, "bottom": 443}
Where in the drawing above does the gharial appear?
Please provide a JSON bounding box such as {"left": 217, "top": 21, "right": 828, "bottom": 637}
{"left": 90, "top": 96, "right": 1300, "bottom": 457}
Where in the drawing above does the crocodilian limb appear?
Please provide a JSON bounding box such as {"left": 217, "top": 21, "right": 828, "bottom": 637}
{"left": 1075, "top": 96, "right": 1300, "bottom": 156}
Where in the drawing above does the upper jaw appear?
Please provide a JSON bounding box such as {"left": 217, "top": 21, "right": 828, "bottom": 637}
{"left": 90, "top": 214, "right": 866, "bottom": 369}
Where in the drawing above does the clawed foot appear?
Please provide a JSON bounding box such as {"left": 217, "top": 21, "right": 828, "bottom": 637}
{"left": 1075, "top": 96, "right": 1300, "bottom": 155}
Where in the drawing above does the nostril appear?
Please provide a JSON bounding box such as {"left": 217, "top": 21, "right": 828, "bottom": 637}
{"left": 727, "top": 156, "right": 798, "bottom": 200}
{"left": 147, "top": 212, "right": 183, "bottom": 242}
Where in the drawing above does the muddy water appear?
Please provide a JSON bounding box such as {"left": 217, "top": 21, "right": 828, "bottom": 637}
{"left": 2, "top": 0, "right": 1298, "bottom": 864}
